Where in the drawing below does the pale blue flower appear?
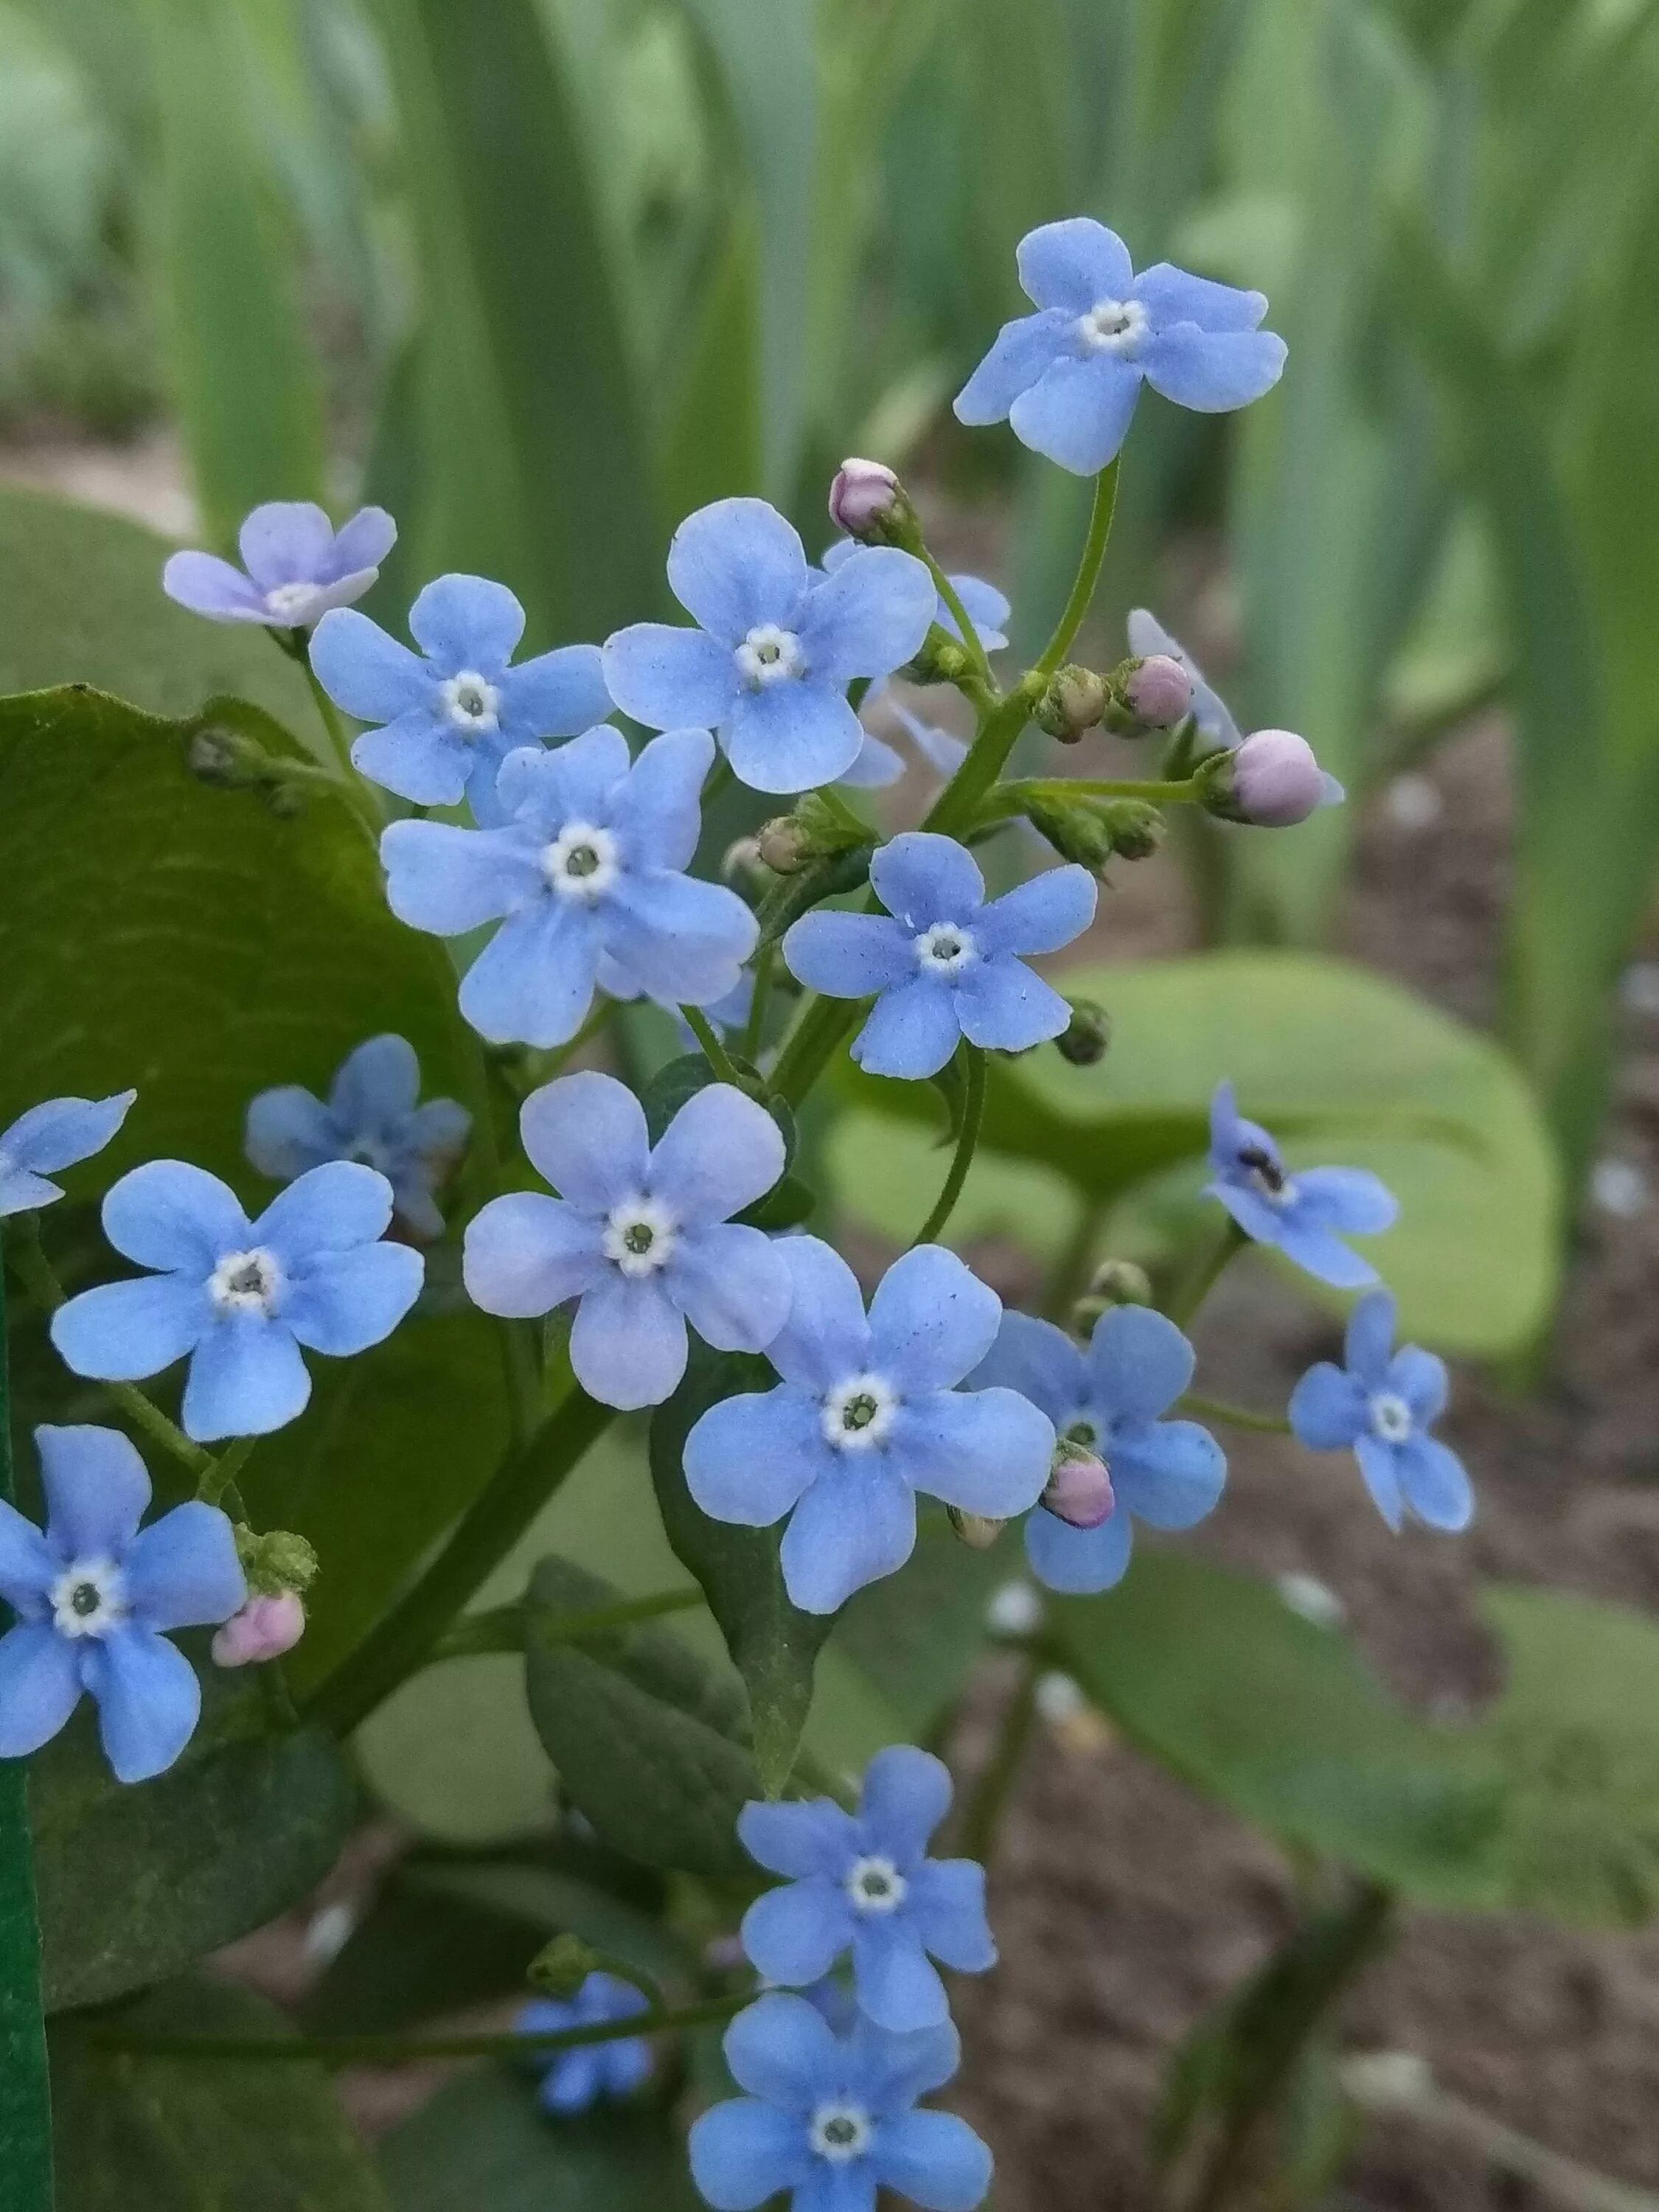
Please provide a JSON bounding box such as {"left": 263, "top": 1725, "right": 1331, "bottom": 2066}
{"left": 518, "top": 1975, "right": 652, "bottom": 2114}
{"left": 163, "top": 502, "right": 395, "bottom": 629}
{"left": 0, "top": 1091, "right": 134, "bottom": 1218}
{"left": 0, "top": 1425, "right": 244, "bottom": 1783}
{"left": 310, "top": 574, "right": 610, "bottom": 813}
{"left": 380, "top": 726, "right": 757, "bottom": 1050}
{"left": 1289, "top": 1291, "right": 1472, "bottom": 1533}
{"left": 602, "top": 500, "right": 936, "bottom": 794}
{"left": 782, "top": 832, "right": 1096, "bottom": 1079}
{"left": 955, "top": 218, "right": 1287, "bottom": 474}
{"left": 1207, "top": 1082, "right": 1397, "bottom": 1290}
{"left": 684, "top": 1238, "right": 1053, "bottom": 1613}
{"left": 50, "top": 1161, "right": 424, "bottom": 1442}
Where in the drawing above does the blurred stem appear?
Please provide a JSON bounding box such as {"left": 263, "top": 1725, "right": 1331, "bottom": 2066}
{"left": 911, "top": 1048, "right": 985, "bottom": 1248}
{"left": 958, "top": 1654, "right": 1040, "bottom": 1863}
{"left": 425, "top": 1585, "right": 703, "bottom": 1665}
{"left": 742, "top": 941, "right": 776, "bottom": 1062}
{"left": 1034, "top": 460, "right": 1120, "bottom": 679}
{"left": 1180, "top": 1394, "right": 1291, "bottom": 1436}
{"left": 922, "top": 554, "right": 995, "bottom": 692}
{"left": 1164, "top": 1218, "right": 1249, "bottom": 1331}
{"left": 1042, "top": 1198, "right": 1105, "bottom": 1322}
{"left": 771, "top": 994, "right": 859, "bottom": 1107}
{"left": 681, "top": 1004, "right": 748, "bottom": 1090}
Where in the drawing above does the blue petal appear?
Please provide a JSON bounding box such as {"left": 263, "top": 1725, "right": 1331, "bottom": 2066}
{"left": 568, "top": 1273, "right": 688, "bottom": 1409}
{"left": 256, "top": 1159, "right": 394, "bottom": 1262}
{"left": 741, "top": 1879, "right": 851, "bottom": 1986}
{"left": 944, "top": 574, "right": 1011, "bottom": 653}
{"left": 1009, "top": 353, "right": 1144, "bottom": 476}
{"left": 602, "top": 622, "right": 737, "bottom": 731}
{"left": 603, "top": 873, "right": 757, "bottom": 1007}
{"left": 976, "top": 866, "right": 1096, "bottom": 958}
{"left": 0, "top": 1169, "right": 60, "bottom": 1217}
{"left": 723, "top": 683, "right": 866, "bottom": 795}
{"left": 739, "top": 1795, "right": 860, "bottom": 1878}
{"left": 352, "top": 709, "right": 471, "bottom": 807}
{"left": 239, "top": 501, "right": 333, "bottom": 585}
{"left": 1388, "top": 1345, "right": 1449, "bottom": 1427}
{"left": 859, "top": 1744, "right": 953, "bottom": 1862}
{"left": 1139, "top": 324, "right": 1287, "bottom": 412}
{"left": 1111, "top": 1419, "right": 1226, "bottom": 1529}
{"left": 907, "top": 1859, "right": 995, "bottom": 1972}
{"left": 465, "top": 1193, "right": 606, "bottom": 1315}
{"left": 0, "top": 1624, "right": 83, "bottom": 1758}
{"left": 684, "top": 1387, "right": 829, "bottom": 1526}
{"left": 83, "top": 1625, "right": 201, "bottom": 1783}
{"left": 1273, "top": 1220, "right": 1379, "bottom": 1290}
{"left": 36, "top": 1424, "right": 149, "bottom": 1557}
{"left": 1127, "top": 609, "right": 1239, "bottom": 746}
{"left": 1208, "top": 1079, "right": 1246, "bottom": 1161}
{"left": 282, "top": 1243, "right": 424, "bottom": 1355}
{"left": 162, "top": 552, "right": 268, "bottom": 622}
{"left": 953, "top": 309, "right": 1074, "bottom": 425}
{"left": 1294, "top": 1166, "right": 1399, "bottom": 1237}
{"left": 600, "top": 2038, "right": 652, "bottom": 2097}
{"left": 953, "top": 958, "right": 1072, "bottom": 1053}
{"left": 667, "top": 498, "right": 810, "bottom": 641}
{"left": 408, "top": 574, "right": 525, "bottom": 672}
{"left": 1024, "top": 1500, "right": 1134, "bottom": 1593}
{"left": 519, "top": 1069, "right": 649, "bottom": 1208}
{"left": 781, "top": 1458, "right": 917, "bottom": 1613}
{"left": 325, "top": 507, "right": 397, "bottom": 578}
{"left": 51, "top": 1276, "right": 206, "bottom": 1384}
{"left": 782, "top": 912, "right": 914, "bottom": 1000}
{"left": 1288, "top": 1362, "right": 1367, "bottom": 1451}
{"left": 846, "top": 2014, "right": 960, "bottom": 2108}
{"left": 1131, "top": 263, "right": 1267, "bottom": 333}
{"left": 690, "top": 2099, "right": 811, "bottom": 2211}
{"left": 870, "top": 834, "right": 984, "bottom": 928}
{"left": 0, "top": 1503, "right": 55, "bottom": 1615}
{"left": 459, "top": 902, "right": 602, "bottom": 1048}
{"left": 1343, "top": 1290, "right": 1397, "bottom": 1385}
{"left": 1208, "top": 1181, "right": 1288, "bottom": 1247}
{"left": 1018, "top": 218, "right": 1134, "bottom": 312}
{"left": 1085, "top": 1304, "right": 1194, "bottom": 1423}
{"left": 725, "top": 1991, "right": 841, "bottom": 2104}
{"left": 3, "top": 1091, "right": 134, "bottom": 1177}
{"left": 121, "top": 1502, "right": 244, "bottom": 1630}
{"left": 871, "top": 2110, "right": 992, "bottom": 2212}
{"left": 796, "top": 549, "right": 936, "bottom": 685}
{"left": 498, "top": 643, "right": 610, "bottom": 740}
{"left": 852, "top": 1927, "right": 949, "bottom": 2033}
{"left": 867, "top": 1248, "right": 1002, "bottom": 1392}
{"left": 310, "top": 608, "right": 432, "bottom": 722}
{"left": 669, "top": 1224, "right": 793, "bottom": 1353}
{"left": 511, "top": 722, "right": 630, "bottom": 823}
{"left": 839, "top": 730, "right": 906, "bottom": 788}
{"left": 851, "top": 977, "right": 962, "bottom": 1081}
{"left": 406, "top": 1097, "right": 471, "bottom": 1160}
{"left": 650, "top": 1083, "right": 786, "bottom": 1226}
{"left": 381, "top": 820, "right": 539, "bottom": 937}
{"left": 891, "top": 702, "right": 967, "bottom": 779}
{"left": 1354, "top": 1436, "right": 1405, "bottom": 1532}
{"left": 245, "top": 1086, "right": 333, "bottom": 1180}
{"left": 540, "top": 2050, "right": 603, "bottom": 2114}
{"left": 609, "top": 726, "right": 716, "bottom": 874}
{"left": 967, "top": 1312, "right": 1085, "bottom": 1427}
{"left": 891, "top": 1388, "right": 1052, "bottom": 1517}
{"left": 181, "top": 1316, "right": 312, "bottom": 1441}
{"left": 330, "top": 1034, "right": 422, "bottom": 1130}
{"left": 768, "top": 1238, "right": 873, "bottom": 1391}
{"left": 102, "top": 1159, "right": 248, "bottom": 1273}
{"left": 1396, "top": 1436, "right": 1473, "bottom": 1531}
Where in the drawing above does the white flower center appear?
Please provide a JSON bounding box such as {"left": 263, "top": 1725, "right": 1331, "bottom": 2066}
{"left": 1077, "top": 296, "right": 1149, "bottom": 355}
{"left": 810, "top": 2103, "right": 874, "bottom": 2165}
{"left": 1369, "top": 1391, "right": 1413, "bottom": 1445}
{"left": 50, "top": 1559, "right": 126, "bottom": 1640}
{"left": 602, "top": 1197, "right": 678, "bottom": 1278}
{"left": 821, "top": 1371, "right": 898, "bottom": 1451}
{"left": 846, "top": 1854, "right": 907, "bottom": 1915}
{"left": 1236, "top": 1144, "right": 1293, "bottom": 1207}
{"left": 441, "top": 669, "right": 501, "bottom": 731}
{"left": 914, "top": 922, "right": 978, "bottom": 976}
{"left": 542, "top": 822, "right": 620, "bottom": 902}
{"left": 735, "top": 625, "right": 804, "bottom": 689}
{"left": 209, "top": 1247, "right": 282, "bottom": 1317}
{"left": 263, "top": 581, "right": 322, "bottom": 625}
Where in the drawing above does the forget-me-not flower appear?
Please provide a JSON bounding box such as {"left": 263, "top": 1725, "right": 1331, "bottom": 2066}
{"left": 1207, "top": 1082, "right": 1398, "bottom": 1290}
{"left": 0, "top": 1090, "right": 135, "bottom": 1218}
{"left": 463, "top": 1070, "right": 791, "bottom": 1410}
{"left": 518, "top": 1974, "right": 652, "bottom": 2114}
{"left": 1289, "top": 1290, "right": 1473, "bottom": 1533}
{"left": 162, "top": 502, "right": 396, "bottom": 630}
{"left": 739, "top": 1744, "right": 995, "bottom": 2033}
{"left": 955, "top": 218, "right": 1287, "bottom": 475}
{"left": 684, "top": 1238, "right": 1053, "bottom": 1613}
{"left": 381, "top": 726, "right": 757, "bottom": 1049}
{"left": 970, "top": 1305, "right": 1225, "bottom": 1593}
{"left": 310, "top": 574, "right": 610, "bottom": 813}
{"left": 0, "top": 1424, "right": 244, "bottom": 1783}
{"left": 51, "top": 1160, "right": 425, "bottom": 1442}
{"left": 782, "top": 832, "right": 1096, "bottom": 1079}
{"left": 602, "top": 499, "right": 936, "bottom": 794}
{"left": 689, "top": 1993, "right": 991, "bottom": 2212}
{"left": 246, "top": 1034, "right": 470, "bottom": 1242}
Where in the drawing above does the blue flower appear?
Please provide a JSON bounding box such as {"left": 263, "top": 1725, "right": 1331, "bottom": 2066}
{"left": 381, "top": 726, "right": 757, "bottom": 1049}
{"left": 954, "top": 218, "right": 1287, "bottom": 475}
{"left": 1289, "top": 1291, "right": 1473, "bottom": 1533}
{"left": 971, "top": 1305, "right": 1225, "bottom": 1594}
{"left": 310, "top": 574, "right": 610, "bottom": 813}
{"left": 246, "top": 1035, "right": 470, "bottom": 1242}
{"left": 602, "top": 499, "right": 937, "bottom": 794}
{"left": 1127, "top": 610, "right": 1345, "bottom": 807}
{"left": 0, "top": 1091, "right": 135, "bottom": 1218}
{"left": 162, "top": 502, "right": 396, "bottom": 630}
{"left": 518, "top": 1974, "right": 652, "bottom": 2114}
{"left": 684, "top": 1238, "right": 1052, "bottom": 1613}
{"left": 463, "top": 1070, "right": 791, "bottom": 1411}
{"left": 0, "top": 1424, "right": 244, "bottom": 1783}
{"left": 1207, "top": 1082, "right": 1397, "bottom": 1290}
{"left": 821, "top": 540, "right": 1010, "bottom": 654}
{"left": 689, "top": 1992, "right": 990, "bottom": 2212}
{"left": 782, "top": 832, "right": 1096, "bottom": 1079}
{"left": 50, "top": 1161, "right": 425, "bottom": 1442}
{"left": 739, "top": 1744, "right": 994, "bottom": 2033}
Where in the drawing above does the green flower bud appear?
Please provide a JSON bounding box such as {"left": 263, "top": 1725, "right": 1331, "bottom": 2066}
{"left": 1088, "top": 1259, "right": 1152, "bottom": 1306}
{"left": 529, "top": 1932, "right": 602, "bottom": 1999}
{"left": 1055, "top": 998, "right": 1111, "bottom": 1066}
{"left": 947, "top": 1506, "right": 1005, "bottom": 1551}
{"left": 234, "top": 1526, "right": 320, "bottom": 1597}
{"left": 1035, "top": 664, "right": 1108, "bottom": 742}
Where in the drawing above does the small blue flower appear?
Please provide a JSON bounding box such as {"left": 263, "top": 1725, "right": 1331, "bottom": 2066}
{"left": 782, "top": 832, "right": 1096, "bottom": 1079}
{"left": 602, "top": 499, "right": 937, "bottom": 794}
{"left": 821, "top": 540, "right": 1010, "bottom": 655}
{"left": 310, "top": 574, "right": 610, "bottom": 813}
{"left": 162, "top": 502, "right": 397, "bottom": 630}
{"left": 464, "top": 1070, "right": 791, "bottom": 1411}
{"left": 1289, "top": 1291, "right": 1472, "bottom": 1533}
{"left": 1207, "top": 1082, "right": 1397, "bottom": 1290}
{"left": 0, "top": 1091, "right": 135, "bottom": 1218}
{"left": 954, "top": 218, "right": 1287, "bottom": 475}
{"left": 246, "top": 1035, "right": 470, "bottom": 1242}
{"left": 50, "top": 1161, "right": 425, "bottom": 1442}
{"left": 684, "top": 1238, "right": 1053, "bottom": 1613}
{"left": 690, "top": 1992, "right": 991, "bottom": 2212}
{"left": 0, "top": 1424, "right": 244, "bottom": 1783}
{"left": 971, "top": 1305, "right": 1225, "bottom": 1594}
{"left": 739, "top": 1744, "right": 995, "bottom": 2033}
{"left": 1127, "top": 610, "right": 1344, "bottom": 807}
{"left": 518, "top": 1974, "right": 652, "bottom": 2115}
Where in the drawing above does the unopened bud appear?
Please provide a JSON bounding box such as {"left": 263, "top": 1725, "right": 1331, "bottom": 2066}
{"left": 1027, "top": 798, "right": 1161, "bottom": 873}
{"left": 235, "top": 1524, "right": 319, "bottom": 1596}
{"left": 1055, "top": 998, "right": 1111, "bottom": 1066}
{"left": 212, "top": 1590, "right": 305, "bottom": 1668}
{"left": 1035, "top": 664, "right": 1108, "bottom": 742}
{"left": 1093, "top": 800, "right": 1162, "bottom": 860}
{"left": 1208, "top": 729, "right": 1331, "bottom": 827}
{"left": 947, "top": 1506, "right": 1005, "bottom": 1551}
{"left": 828, "top": 458, "right": 917, "bottom": 549}
{"left": 720, "top": 835, "right": 773, "bottom": 896}
{"left": 1042, "top": 1441, "right": 1115, "bottom": 1530}
{"left": 1123, "top": 653, "right": 1192, "bottom": 728}
{"left": 529, "top": 1933, "right": 602, "bottom": 1999}
{"left": 757, "top": 815, "right": 813, "bottom": 874}
{"left": 1086, "top": 1259, "right": 1152, "bottom": 1307}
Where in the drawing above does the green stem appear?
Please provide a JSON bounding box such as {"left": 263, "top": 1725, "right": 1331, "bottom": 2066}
{"left": 1040, "top": 1198, "right": 1107, "bottom": 1323}
{"left": 297, "top": 650, "right": 357, "bottom": 786}
{"left": 989, "top": 773, "right": 1204, "bottom": 813}
{"left": 920, "top": 679, "right": 1041, "bottom": 840}
{"left": 681, "top": 1004, "right": 748, "bottom": 1090}
{"left": 742, "top": 941, "right": 776, "bottom": 1063}
{"left": 1180, "top": 1393, "right": 1291, "bottom": 1436}
{"left": 198, "top": 1435, "right": 257, "bottom": 1506}
{"left": 922, "top": 554, "right": 996, "bottom": 692}
{"left": 911, "top": 1049, "right": 985, "bottom": 1248}
{"left": 426, "top": 1585, "right": 704, "bottom": 1665}
{"left": 957, "top": 1655, "right": 1040, "bottom": 1863}
{"left": 1033, "top": 459, "right": 1119, "bottom": 679}
{"left": 305, "top": 1383, "right": 615, "bottom": 1737}
{"left": 771, "top": 995, "right": 859, "bottom": 1108}
{"left": 1164, "top": 1217, "right": 1249, "bottom": 1332}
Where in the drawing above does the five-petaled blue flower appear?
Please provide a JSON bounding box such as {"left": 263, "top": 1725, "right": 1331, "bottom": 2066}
{"left": 691, "top": 1992, "right": 990, "bottom": 2212}
{"left": 684, "top": 1238, "right": 1052, "bottom": 1613}
{"left": 954, "top": 218, "right": 1287, "bottom": 476}
{"left": 464, "top": 1071, "right": 791, "bottom": 1411}
{"left": 246, "top": 1034, "right": 470, "bottom": 1242}
{"left": 972, "top": 1305, "right": 1225, "bottom": 1593}
{"left": 602, "top": 499, "right": 937, "bottom": 794}
{"left": 50, "top": 1161, "right": 425, "bottom": 1442}
{"left": 163, "top": 502, "right": 397, "bottom": 630}
{"left": 740, "top": 1745, "right": 994, "bottom": 2033}
{"left": 1127, "top": 609, "right": 1345, "bottom": 807}
{"left": 782, "top": 832, "right": 1096, "bottom": 1080}
{"left": 381, "top": 725, "right": 756, "bottom": 1049}
{"left": 1289, "top": 1290, "right": 1472, "bottom": 1533}
{"left": 0, "top": 1425, "right": 244, "bottom": 1783}
{"left": 0, "top": 1090, "right": 134, "bottom": 1218}
{"left": 518, "top": 1974, "right": 652, "bottom": 2115}
{"left": 310, "top": 573, "right": 610, "bottom": 814}
{"left": 1206, "top": 1082, "right": 1398, "bottom": 1290}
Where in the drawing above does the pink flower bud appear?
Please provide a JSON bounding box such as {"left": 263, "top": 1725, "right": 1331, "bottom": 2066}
{"left": 829, "top": 457, "right": 900, "bottom": 539}
{"left": 212, "top": 1590, "right": 306, "bottom": 1668}
{"left": 1043, "top": 1448, "right": 1116, "bottom": 1531}
{"left": 1231, "top": 728, "right": 1329, "bottom": 827}
{"left": 1124, "top": 653, "right": 1192, "bottom": 728}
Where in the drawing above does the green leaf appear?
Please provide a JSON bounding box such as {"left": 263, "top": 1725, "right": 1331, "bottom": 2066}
{"left": 661, "top": 206, "right": 765, "bottom": 519}
{"left": 32, "top": 1683, "right": 353, "bottom": 2013}
{"left": 51, "top": 1978, "right": 389, "bottom": 2212}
